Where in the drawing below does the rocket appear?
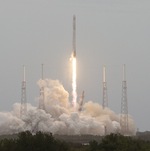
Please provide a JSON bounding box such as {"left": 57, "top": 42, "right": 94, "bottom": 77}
{"left": 73, "top": 49, "right": 76, "bottom": 58}
{"left": 72, "top": 15, "right": 76, "bottom": 57}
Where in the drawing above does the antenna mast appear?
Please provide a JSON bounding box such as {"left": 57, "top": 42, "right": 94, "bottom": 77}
{"left": 120, "top": 64, "right": 129, "bottom": 135}
{"left": 20, "top": 65, "right": 27, "bottom": 117}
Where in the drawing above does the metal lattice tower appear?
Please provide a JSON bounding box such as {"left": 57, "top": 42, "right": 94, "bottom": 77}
{"left": 20, "top": 65, "right": 27, "bottom": 118}
{"left": 120, "top": 64, "right": 128, "bottom": 135}
{"left": 102, "top": 66, "right": 108, "bottom": 109}
{"left": 78, "top": 91, "right": 84, "bottom": 112}
{"left": 39, "top": 64, "right": 46, "bottom": 110}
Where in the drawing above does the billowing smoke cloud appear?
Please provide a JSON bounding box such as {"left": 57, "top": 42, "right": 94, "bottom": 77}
{"left": 0, "top": 79, "right": 136, "bottom": 135}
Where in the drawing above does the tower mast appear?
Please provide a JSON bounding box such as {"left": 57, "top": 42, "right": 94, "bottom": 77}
{"left": 102, "top": 65, "right": 108, "bottom": 109}
{"left": 39, "top": 64, "right": 45, "bottom": 110}
{"left": 120, "top": 64, "right": 129, "bottom": 135}
{"left": 78, "top": 91, "right": 84, "bottom": 112}
{"left": 20, "top": 65, "right": 27, "bottom": 117}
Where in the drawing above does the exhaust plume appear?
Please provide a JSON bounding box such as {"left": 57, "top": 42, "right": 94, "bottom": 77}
{"left": 0, "top": 79, "right": 136, "bottom": 135}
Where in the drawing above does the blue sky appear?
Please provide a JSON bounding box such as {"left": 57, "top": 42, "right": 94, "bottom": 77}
{"left": 0, "top": 0, "right": 150, "bottom": 131}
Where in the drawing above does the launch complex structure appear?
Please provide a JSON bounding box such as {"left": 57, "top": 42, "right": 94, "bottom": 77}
{"left": 102, "top": 64, "right": 129, "bottom": 135}
{"left": 38, "top": 64, "right": 46, "bottom": 111}
{"left": 120, "top": 64, "right": 129, "bottom": 135}
{"left": 102, "top": 65, "right": 108, "bottom": 109}
{"left": 20, "top": 16, "right": 129, "bottom": 136}
{"left": 20, "top": 65, "right": 27, "bottom": 118}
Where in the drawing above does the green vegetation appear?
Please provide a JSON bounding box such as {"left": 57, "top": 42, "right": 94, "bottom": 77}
{"left": 90, "top": 134, "right": 150, "bottom": 151}
{"left": 0, "top": 132, "right": 150, "bottom": 151}
{"left": 0, "top": 131, "right": 69, "bottom": 151}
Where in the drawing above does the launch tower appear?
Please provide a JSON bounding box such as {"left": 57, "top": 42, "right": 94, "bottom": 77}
{"left": 20, "top": 65, "right": 27, "bottom": 117}
{"left": 78, "top": 91, "right": 84, "bottom": 112}
{"left": 120, "top": 64, "right": 129, "bottom": 135}
{"left": 102, "top": 66, "right": 108, "bottom": 109}
{"left": 39, "top": 64, "right": 46, "bottom": 110}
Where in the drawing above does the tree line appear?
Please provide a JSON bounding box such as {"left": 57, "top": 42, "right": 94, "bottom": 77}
{"left": 0, "top": 131, "right": 150, "bottom": 151}
{"left": 90, "top": 133, "right": 150, "bottom": 151}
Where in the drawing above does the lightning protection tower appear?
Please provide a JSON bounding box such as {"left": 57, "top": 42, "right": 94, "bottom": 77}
{"left": 39, "top": 64, "right": 46, "bottom": 110}
{"left": 120, "top": 64, "right": 129, "bottom": 135}
{"left": 20, "top": 65, "right": 27, "bottom": 118}
{"left": 102, "top": 66, "right": 108, "bottom": 109}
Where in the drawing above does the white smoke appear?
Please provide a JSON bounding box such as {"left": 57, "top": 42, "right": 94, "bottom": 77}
{"left": 0, "top": 79, "right": 136, "bottom": 135}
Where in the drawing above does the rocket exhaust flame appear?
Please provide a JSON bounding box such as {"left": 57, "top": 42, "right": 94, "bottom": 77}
{"left": 71, "top": 55, "right": 77, "bottom": 109}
